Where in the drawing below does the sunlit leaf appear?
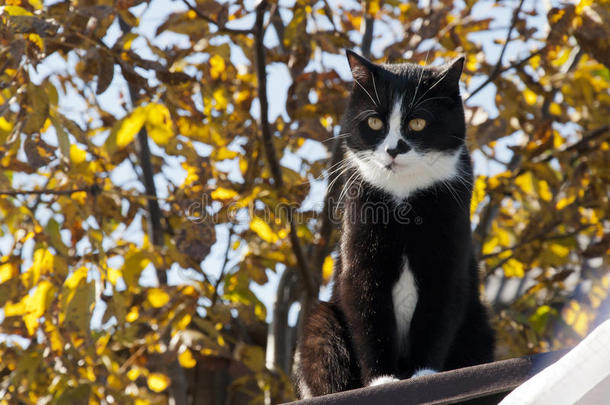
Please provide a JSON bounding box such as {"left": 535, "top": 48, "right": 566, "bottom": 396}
{"left": 147, "top": 373, "right": 170, "bottom": 392}
{"left": 178, "top": 348, "right": 197, "bottom": 368}
{"left": 250, "top": 217, "right": 278, "bottom": 243}
{"left": 147, "top": 288, "right": 170, "bottom": 308}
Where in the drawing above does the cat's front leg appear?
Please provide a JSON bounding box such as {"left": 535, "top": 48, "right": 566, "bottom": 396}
{"left": 338, "top": 269, "right": 401, "bottom": 386}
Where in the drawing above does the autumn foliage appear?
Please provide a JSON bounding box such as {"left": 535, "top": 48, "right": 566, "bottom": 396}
{"left": 1, "top": 0, "right": 609, "bottom": 403}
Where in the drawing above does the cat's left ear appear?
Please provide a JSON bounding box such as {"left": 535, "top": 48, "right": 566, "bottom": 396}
{"left": 440, "top": 56, "right": 465, "bottom": 89}
{"left": 346, "top": 50, "right": 376, "bottom": 84}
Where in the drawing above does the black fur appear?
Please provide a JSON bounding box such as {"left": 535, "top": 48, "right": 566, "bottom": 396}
{"left": 294, "top": 51, "right": 495, "bottom": 397}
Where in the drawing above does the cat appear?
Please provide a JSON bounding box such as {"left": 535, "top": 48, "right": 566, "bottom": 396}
{"left": 293, "top": 50, "right": 495, "bottom": 398}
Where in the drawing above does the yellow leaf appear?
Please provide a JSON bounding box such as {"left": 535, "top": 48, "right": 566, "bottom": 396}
{"left": 471, "top": 176, "right": 486, "bottom": 217}
{"left": 549, "top": 102, "right": 562, "bottom": 115}
{"left": 0, "top": 261, "right": 16, "bottom": 283}
{"left": 3, "top": 5, "right": 33, "bottom": 15}
{"left": 174, "top": 313, "right": 191, "bottom": 330}
{"left": 250, "top": 217, "right": 278, "bottom": 243}
{"left": 482, "top": 236, "right": 499, "bottom": 255}
{"left": 209, "top": 55, "right": 226, "bottom": 80}
{"left": 127, "top": 367, "right": 141, "bottom": 381}
{"left": 4, "top": 300, "right": 26, "bottom": 317}
{"left": 214, "top": 147, "right": 238, "bottom": 160}
{"left": 213, "top": 88, "right": 228, "bottom": 110}
{"left": 65, "top": 267, "right": 88, "bottom": 290}
{"left": 496, "top": 227, "right": 512, "bottom": 246}
{"left": 126, "top": 306, "right": 139, "bottom": 322}
{"left": 523, "top": 88, "right": 537, "bottom": 105}
{"left": 549, "top": 243, "right": 570, "bottom": 258}
{"left": 211, "top": 187, "right": 238, "bottom": 200}
{"left": 233, "top": 90, "right": 250, "bottom": 104}
{"left": 70, "top": 144, "right": 87, "bottom": 164}
{"left": 556, "top": 194, "right": 576, "bottom": 210}
{"left": 147, "top": 373, "right": 170, "bottom": 392}
{"left": 117, "top": 107, "right": 147, "bottom": 148}
{"left": 366, "top": 0, "right": 380, "bottom": 15}
{"left": 23, "top": 280, "right": 55, "bottom": 335}
{"left": 503, "top": 258, "right": 525, "bottom": 278}
{"left": 96, "top": 333, "right": 111, "bottom": 356}
{"left": 147, "top": 288, "right": 170, "bottom": 308}
{"left": 515, "top": 172, "right": 535, "bottom": 195}
{"left": 255, "top": 303, "right": 266, "bottom": 320}
{"left": 178, "top": 348, "right": 197, "bottom": 368}
{"left": 538, "top": 180, "right": 552, "bottom": 202}
{"left": 45, "top": 320, "right": 63, "bottom": 353}
{"left": 107, "top": 268, "right": 122, "bottom": 285}
{"left": 322, "top": 255, "right": 334, "bottom": 282}
{"left": 27, "top": 33, "right": 43, "bottom": 50}
{"left": 28, "top": 0, "right": 43, "bottom": 9}
{"left": 145, "top": 103, "right": 173, "bottom": 146}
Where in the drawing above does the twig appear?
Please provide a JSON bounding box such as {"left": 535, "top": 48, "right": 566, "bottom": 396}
{"left": 482, "top": 225, "right": 594, "bottom": 261}
{"left": 211, "top": 226, "right": 234, "bottom": 306}
{"left": 465, "top": 0, "right": 529, "bottom": 102}
{"left": 0, "top": 187, "right": 93, "bottom": 197}
{"left": 121, "top": 15, "right": 167, "bottom": 285}
{"left": 536, "top": 125, "right": 610, "bottom": 164}
{"left": 254, "top": 1, "right": 315, "bottom": 298}
{"left": 181, "top": 0, "right": 251, "bottom": 35}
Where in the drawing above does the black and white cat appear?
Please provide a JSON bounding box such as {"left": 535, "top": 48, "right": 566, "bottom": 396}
{"left": 293, "top": 51, "right": 495, "bottom": 398}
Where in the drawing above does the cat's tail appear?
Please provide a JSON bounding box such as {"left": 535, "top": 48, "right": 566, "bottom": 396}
{"left": 293, "top": 301, "right": 361, "bottom": 398}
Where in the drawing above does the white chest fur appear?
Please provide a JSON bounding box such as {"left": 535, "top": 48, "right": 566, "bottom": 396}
{"left": 392, "top": 258, "right": 418, "bottom": 349}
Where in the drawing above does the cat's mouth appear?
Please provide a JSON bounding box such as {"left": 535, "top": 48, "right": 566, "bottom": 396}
{"left": 383, "top": 161, "right": 408, "bottom": 171}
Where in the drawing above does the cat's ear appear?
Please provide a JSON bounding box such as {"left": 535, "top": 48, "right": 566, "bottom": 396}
{"left": 346, "top": 50, "right": 376, "bottom": 84}
{"left": 439, "top": 56, "right": 465, "bottom": 89}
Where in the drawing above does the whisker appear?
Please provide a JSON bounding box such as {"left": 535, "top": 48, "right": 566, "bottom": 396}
{"left": 409, "top": 49, "right": 430, "bottom": 110}
{"left": 338, "top": 169, "right": 360, "bottom": 204}
{"left": 412, "top": 96, "right": 453, "bottom": 112}
{"left": 320, "top": 133, "right": 351, "bottom": 143}
{"left": 412, "top": 67, "right": 452, "bottom": 109}
{"left": 354, "top": 78, "right": 378, "bottom": 108}
{"left": 371, "top": 74, "right": 381, "bottom": 105}
{"left": 351, "top": 109, "right": 378, "bottom": 123}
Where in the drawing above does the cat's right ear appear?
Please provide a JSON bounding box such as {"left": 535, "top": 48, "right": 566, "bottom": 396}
{"left": 346, "top": 50, "right": 375, "bottom": 84}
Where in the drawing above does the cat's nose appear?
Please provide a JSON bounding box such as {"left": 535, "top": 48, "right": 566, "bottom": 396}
{"left": 385, "top": 140, "right": 410, "bottom": 158}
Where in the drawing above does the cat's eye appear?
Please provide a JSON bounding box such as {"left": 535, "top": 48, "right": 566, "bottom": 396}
{"left": 408, "top": 118, "right": 426, "bottom": 131}
{"left": 367, "top": 116, "right": 384, "bottom": 131}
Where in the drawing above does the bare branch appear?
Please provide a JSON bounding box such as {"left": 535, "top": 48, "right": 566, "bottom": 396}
{"left": 211, "top": 226, "right": 234, "bottom": 306}
{"left": 254, "top": 1, "right": 315, "bottom": 298}
{"left": 0, "top": 187, "right": 94, "bottom": 197}
{"left": 181, "top": 0, "right": 251, "bottom": 35}
{"left": 465, "top": 0, "right": 530, "bottom": 102}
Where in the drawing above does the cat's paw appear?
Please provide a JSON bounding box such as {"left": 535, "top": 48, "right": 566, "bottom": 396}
{"left": 367, "top": 375, "right": 400, "bottom": 387}
{"left": 412, "top": 368, "right": 438, "bottom": 377}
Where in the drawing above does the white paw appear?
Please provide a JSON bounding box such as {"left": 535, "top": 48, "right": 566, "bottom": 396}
{"left": 368, "top": 375, "right": 400, "bottom": 386}
{"left": 412, "top": 368, "right": 438, "bottom": 377}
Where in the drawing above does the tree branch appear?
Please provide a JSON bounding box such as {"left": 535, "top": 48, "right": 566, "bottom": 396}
{"left": 536, "top": 125, "right": 610, "bottom": 164}
{"left": 211, "top": 226, "right": 234, "bottom": 306}
{"left": 125, "top": 61, "right": 167, "bottom": 286}
{"left": 181, "top": 0, "right": 251, "bottom": 35}
{"left": 254, "top": 1, "right": 315, "bottom": 299}
{"left": 465, "top": 0, "right": 529, "bottom": 102}
{"left": 0, "top": 187, "right": 94, "bottom": 197}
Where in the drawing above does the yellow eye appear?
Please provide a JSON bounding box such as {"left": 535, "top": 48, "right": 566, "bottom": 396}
{"left": 367, "top": 117, "right": 384, "bottom": 131}
{"left": 408, "top": 118, "right": 426, "bottom": 131}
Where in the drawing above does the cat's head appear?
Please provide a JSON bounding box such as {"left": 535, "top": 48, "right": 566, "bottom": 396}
{"left": 341, "top": 50, "right": 467, "bottom": 198}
